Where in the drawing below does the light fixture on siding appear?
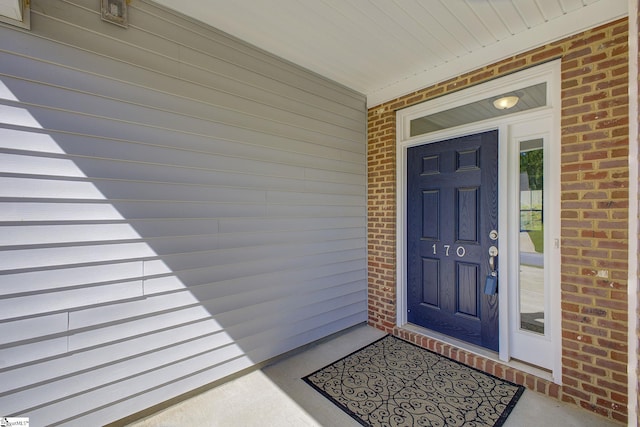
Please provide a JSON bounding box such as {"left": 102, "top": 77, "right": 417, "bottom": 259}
{"left": 492, "top": 95, "right": 519, "bottom": 110}
{"left": 101, "top": 0, "right": 129, "bottom": 27}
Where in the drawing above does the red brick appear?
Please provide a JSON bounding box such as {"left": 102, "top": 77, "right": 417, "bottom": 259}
{"left": 367, "top": 18, "right": 629, "bottom": 424}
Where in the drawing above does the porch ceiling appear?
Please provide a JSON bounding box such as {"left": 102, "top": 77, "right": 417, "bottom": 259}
{"left": 152, "top": 0, "right": 627, "bottom": 107}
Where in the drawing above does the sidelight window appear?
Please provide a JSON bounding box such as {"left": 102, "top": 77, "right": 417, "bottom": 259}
{"left": 518, "top": 139, "right": 545, "bottom": 335}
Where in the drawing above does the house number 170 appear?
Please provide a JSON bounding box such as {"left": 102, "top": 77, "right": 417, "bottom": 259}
{"left": 432, "top": 244, "right": 466, "bottom": 257}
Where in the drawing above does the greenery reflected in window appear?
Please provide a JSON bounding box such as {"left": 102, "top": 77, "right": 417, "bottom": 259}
{"left": 521, "top": 148, "right": 543, "bottom": 190}
{"left": 520, "top": 142, "right": 544, "bottom": 253}
{"left": 519, "top": 139, "right": 544, "bottom": 334}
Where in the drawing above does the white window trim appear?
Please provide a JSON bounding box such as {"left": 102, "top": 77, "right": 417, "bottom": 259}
{"left": 396, "top": 60, "right": 562, "bottom": 383}
{"left": 0, "top": 0, "right": 30, "bottom": 29}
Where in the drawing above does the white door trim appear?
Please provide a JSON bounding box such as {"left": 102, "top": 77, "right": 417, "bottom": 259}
{"left": 396, "top": 60, "right": 562, "bottom": 382}
{"left": 506, "top": 116, "right": 559, "bottom": 373}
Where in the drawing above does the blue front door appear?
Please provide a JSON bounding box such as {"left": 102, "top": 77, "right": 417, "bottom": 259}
{"left": 407, "top": 130, "right": 499, "bottom": 351}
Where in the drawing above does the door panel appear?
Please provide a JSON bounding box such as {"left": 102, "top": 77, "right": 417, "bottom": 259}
{"left": 422, "top": 190, "right": 439, "bottom": 239}
{"left": 457, "top": 262, "right": 479, "bottom": 316}
{"left": 407, "top": 130, "right": 498, "bottom": 351}
{"left": 457, "top": 187, "right": 478, "bottom": 242}
{"left": 422, "top": 258, "right": 439, "bottom": 306}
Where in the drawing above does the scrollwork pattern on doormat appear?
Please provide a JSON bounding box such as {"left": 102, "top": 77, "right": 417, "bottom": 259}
{"left": 303, "top": 335, "right": 524, "bottom": 427}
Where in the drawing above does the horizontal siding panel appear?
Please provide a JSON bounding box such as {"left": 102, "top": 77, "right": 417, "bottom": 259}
{"left": 4, "top": 344, "right": 250, "bottom": 421}
{"left": 177, "top": 61, "right": 364, "bottom": 135}
{"left": 0, "top": 29, "right": 180, "bottom": 109}
{"left": 0, "top": 104, "right": 44, "bottom": 128}
{"left": 0, "top": 262, "right": 143, "bottom": 296}
{"left": 1, "top": 151, "right": 364, "bottom": 196}
{"left": 236, "top": 302, "right": 367, "bottom": 356}
{"left": 0, "top": 318, "right": 228, "bottom": 392}
{"left": 34, "top": 0, "right": 365, "bottom": 113}
{"left": 70, "top": 268, "right": 365, "bottom": 331}
{"left": 0, "top": 237, "right": 363, "bottom": 273}
{"left": 0, "top": 120, "right": 315, "bottom": 180}
{"left": 0, "top": 153, "right": 86, "bottom": 178}
{"left": 305, "top": 167, "right": 366, "bottom": 185}
{"left": 0, "top": 221, "right": 223, "bottom": 246}
{"left": 69, "top": 314, "right": 364, "bottom": 427}
{"left": 0, "top": 153, "right": 308, "bottom": 192}
{"left": 62, "top": 356, "right": 255, "bottom": 427}
{"left": 131, "top": 1, "right": 366, "bottom": 111}
{"left": 0, "top": 147, "right": 360, "bottom": 190}
{"left": 0, "top": 108, "right": 363, "bottom": 179}
{"left": 63, "top": 285, "right": 366, "bottom": 363}
{"left": 0, "top": 224, "right": 143, "bottom": 246}
{"left": 0, "top": 70, "right": 363, "bottom": 147}
{"left": 141, "top": 246, "right": 365, "bottom": 278}
{"left": 0, "top": 177, "right": 269, "bottom": 203}
{"left": 7, "top": 335, "right": 238, "bottom": 412}
{"left": 0, "top": 113, "right": 319, "bottom": 173}
{"left": 29, "top": 10, "right": 182, "bottom": 80}
{"left": 165, "top": 238, "right": 364, "bottom": 269}
{"left": 0, "top": 124, "right": 356, "bottom": 178}
{"left": 178, "top": 46, "right": 364, "bottom": 127}
{"left": 187, "top": 260, "right": 365, "bottom": 306}
{"left": 216, "top": 227, "right": 365, "bottom": 249}
{"left": 0, "top": 128, "right": 65, "bottom": 153}
{"left": 11, "top": 21, "right": 361, "bottom": 128}
{"left": 0, "top": 201, "right": 266, "bottom": 222}
{"left": 68, "top": 292, "right": 201, "bottom": 330}
{"left": 0, "top": 280, "right": 144, "bottom": 321}
{"left": 0, "top": 202, "right": 125, "bottom": 222}
{"left": 0, "top": 176, "right": 106, "bottom": 199}
{"left": 248, "top": 312, "right": 368, "bottom": 360}
{"left": 112, "top": 235, "right": 221, "bottom": 256}
{"left": 6, "top": 334, "right": 241, "bottom": 412}
{"left": 192, "top": 283, "right": 332, "bottom": 320}
{"left": 0, "top": 0, "right": 366, "bottom": 424}
{"left": 66, "top": 306, "right": 217, "bottom": 352}
{"left": 0, "top": 313, "right": 68, "bottom": 345}
{"left": 0, "top": 244, "right": 156, "bottom": 271}
{"left": 266, "top": 204, "right": 364, "bottom": 217}
{"left": 218, "top": 216, "right": 364, "bottom": 233}
{"left": 7, "top": 306, "right": 365, "bottom": 423}
{"left": 144, "top": 259, "right": 363, "bottom": 296}
{"left": 211, "top": 284, "right": 367, "bottom": 335}
{"left": 303, "top": 180, "right": 365, "bottom": 195}
{"left": 0, "top": 338, "right": 68, "bottom": 370}
{"left": 267, "top": 190, "right": 365, "bottom": 205}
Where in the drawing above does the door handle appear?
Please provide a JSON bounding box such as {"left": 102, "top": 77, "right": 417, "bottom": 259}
{"left": 488, "top": 245, "right": 498, "bottom": 273}
{"left": 485, "top": 246, "right": 499, "bottom": 295}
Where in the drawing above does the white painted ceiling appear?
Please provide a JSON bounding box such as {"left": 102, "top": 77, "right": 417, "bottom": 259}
{"left": 152, "top": 0, "right": 628, "bottom": 107}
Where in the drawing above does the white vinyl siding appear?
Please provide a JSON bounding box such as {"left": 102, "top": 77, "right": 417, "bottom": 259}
{"left": 0, "top": 0, "right": 366, "bottom": 425}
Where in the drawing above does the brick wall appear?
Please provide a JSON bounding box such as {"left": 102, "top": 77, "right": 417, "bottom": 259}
{"left": 367, "top": 18, "right": 629, "bottom": 424}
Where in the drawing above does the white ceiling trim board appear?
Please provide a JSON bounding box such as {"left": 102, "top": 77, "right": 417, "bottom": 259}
{"left": 367, "top": 0, "right": 627, "bottom": 107}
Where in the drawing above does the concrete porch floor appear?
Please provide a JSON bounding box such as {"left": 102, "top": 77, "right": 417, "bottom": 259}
{"left": 127, "top": 323, "right": 619, "bottom": 427}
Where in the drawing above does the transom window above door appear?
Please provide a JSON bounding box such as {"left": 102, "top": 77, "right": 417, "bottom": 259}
{"left": 410, "top": 82, "right": 547, "bottom": 137}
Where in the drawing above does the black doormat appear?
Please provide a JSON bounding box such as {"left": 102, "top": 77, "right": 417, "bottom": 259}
{"left": 303, "top": 335, "right": 524, "bottom": 427}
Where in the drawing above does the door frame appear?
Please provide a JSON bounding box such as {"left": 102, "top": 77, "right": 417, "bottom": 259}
{"left": 395, "top": 61, "right": 561, "bottom": 383}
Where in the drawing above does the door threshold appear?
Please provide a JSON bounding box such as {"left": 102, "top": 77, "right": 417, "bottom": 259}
{"left": 401, "top": 323, "right": 554, "bottom": 383}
